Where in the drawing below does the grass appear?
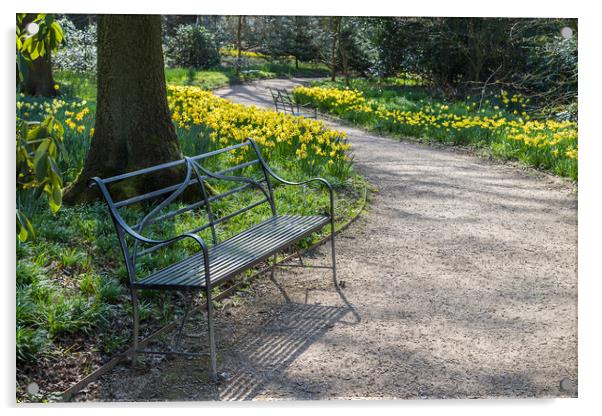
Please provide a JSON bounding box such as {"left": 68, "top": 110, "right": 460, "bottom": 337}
{"left": 293, "top": 77, "right": 578, "bottom": 181}
{"left": 53, "top": 70, "right": 97, "bottom": 102}
{"left": 165, "top": 67, "right": 235, "bottom": 89}
{"left": 54, "top": 59, "right": 330, "bottom": 94}
{"left": 164, "top": 62, "right": 329, "bottom": 90}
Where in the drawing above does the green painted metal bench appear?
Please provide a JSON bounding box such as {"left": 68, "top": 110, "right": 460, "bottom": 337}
{"left": 90, "top": 138, "right": 336, "bottom": 382}
{"left": 267, "top": 86, "right": 318, "bottom": 118}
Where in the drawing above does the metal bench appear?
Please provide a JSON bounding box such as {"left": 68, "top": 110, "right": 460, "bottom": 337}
{"left": 89, "top": 138, "right": 336, "bottom": 382}
{"left": 267, "top": 86, "right": 318, "bottom": 119}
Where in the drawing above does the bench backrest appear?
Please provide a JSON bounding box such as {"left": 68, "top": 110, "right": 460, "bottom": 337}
{"left": 267, "top": 87, "right": 296, "bottom": 114}
{"left": 90, "top": 139, "right": 277, "bottom": 275}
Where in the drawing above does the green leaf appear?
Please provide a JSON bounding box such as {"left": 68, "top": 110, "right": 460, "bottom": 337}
{"left": 29, "top": 46, "right": 39, "bottom": 61}
{"left": 16, "top": 209, "right": 35, "bottom": 242}
{"left": 27, "top": 125, "right": 48, "bottom": 141}
{"left": 33, "top": 139, "right": 50, "bottom": 166}
{"left": 49, "top": 186, "right": 62, "bottom": 213}
{"left": 16, "top": 51, "right": 29, "bottom": 83}
{"left": 49, "top": 158, "right": 63, "bottom": 181}
{"left": 33, "top": 140, "right": 50, "bottom": 182}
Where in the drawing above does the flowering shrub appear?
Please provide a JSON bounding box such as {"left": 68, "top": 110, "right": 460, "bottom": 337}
{"left": 52, "top": 17, "right": 97, "bottom": 73}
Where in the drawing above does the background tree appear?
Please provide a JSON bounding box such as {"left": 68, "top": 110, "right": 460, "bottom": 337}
{"left": 338, "top": 18, "right": 374, "bottom": 84}
{"left": 164, "top": 24, "right": 220, "bottom": 69}
{"left": 291, "top": 17, "right": 318, "bottom": 68}
{"left": 65, "top": 14, "right": 182, "bottom": 204}
{"left": 369, "top": 16, "right": 577, "bottom": 108}
{"left": 325, "top": 17, "right": 342, "bottom": 81}
{"left": 52, "top": 16, "right": 97, "bottom": 73}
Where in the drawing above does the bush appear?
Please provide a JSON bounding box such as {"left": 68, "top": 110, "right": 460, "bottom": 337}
{"left": 164, "top": 24, "right": 220, "bottom": 69}
{"left": 52, "top": 17, "right": 97, "bottom": 73}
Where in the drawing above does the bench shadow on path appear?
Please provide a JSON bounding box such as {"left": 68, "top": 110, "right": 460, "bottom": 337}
{"left": 213, "top": 273, "right": 360, "bottom": 401}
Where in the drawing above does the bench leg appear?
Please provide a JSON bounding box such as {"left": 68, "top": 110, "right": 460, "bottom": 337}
{"left": 173, "top": 292, "right": 194, "bottom": 351}
{"left": 330, "top": 221, "right": 338, "bottom": 285}
{"left": 130, "top": 288, "right": 140, "bottom": 367}
{"left": 205, "top": 287, "right": 218, "bottom": 382}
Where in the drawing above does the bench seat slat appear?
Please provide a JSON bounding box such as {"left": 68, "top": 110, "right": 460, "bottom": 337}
{"left": 132, "top": 215, "right": 329, "bottom": 290}
{"left": 143, "top": 216, "right": 323, "bottom": 287}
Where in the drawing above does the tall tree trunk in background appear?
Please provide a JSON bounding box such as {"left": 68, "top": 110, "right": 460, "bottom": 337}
{"left": 466, "top": 19, "right": 485, "bottom": 83}
{"left": 19, "top": 14, "right": 57, "bottom": 97}
{"left": 294, "top": 16, "right": 300, "bottom": 70}
{"left": 330, "top": 17, "right": 341, "bottom": 82}
{"left": 342, "top": 51, "right": 350, "bottom": 87}
{"left": 236, "top": 15, "right": 243, "bottom": 76}
{"left": 340, "top": 19, "right": 350, "bottom": 87}
{"left": 64, "top": 14, "right": 182, "bottom": 204}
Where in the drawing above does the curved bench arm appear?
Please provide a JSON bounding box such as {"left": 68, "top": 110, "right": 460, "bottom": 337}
{"left": 88, "top": 177, "right": 211, "bottom": 282}
{"left": 246, "top": 138, "right": 335, "bottom": 220}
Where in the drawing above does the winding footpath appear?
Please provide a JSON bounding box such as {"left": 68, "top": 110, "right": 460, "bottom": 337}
{"left": 94, "top": 78, "right": 577, "bottom": 401}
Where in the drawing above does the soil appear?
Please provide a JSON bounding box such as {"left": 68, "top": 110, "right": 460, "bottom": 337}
{"left": 80, "top": 78, "right": 578, "bottom": 401}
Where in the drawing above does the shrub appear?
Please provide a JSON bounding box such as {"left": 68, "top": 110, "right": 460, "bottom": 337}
{"left": 52, "top": 17, "right": 97, "bottom": 73}
{"left": 164, "top": 24, "right": 220, "bottom": 69}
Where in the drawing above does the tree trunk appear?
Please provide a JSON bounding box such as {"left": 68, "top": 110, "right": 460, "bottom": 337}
{"left": 64, "top": 14, "right": 182, "bottom": 204}
{"left": 22, "top": 47, "right": 57, "bottom": 96}
{"left": 330, "top": 17, "right": 341, "bottom": 82}
{"left": 343, "top": 51, "right": 350, "bottom": 87}
{"left": 341, "top": 22, "right": 350, "bottom": 87}
{"left": 236, "top": 16, "right": 243, "bottom": 76}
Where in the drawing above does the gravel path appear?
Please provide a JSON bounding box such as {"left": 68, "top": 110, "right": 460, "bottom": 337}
{"left": 89, "top": 78, "right": 577, "bottom": 401}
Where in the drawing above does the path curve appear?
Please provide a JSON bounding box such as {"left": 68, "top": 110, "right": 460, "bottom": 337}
{"left": 92, "top": 78, "right": 577, "bottom": 401}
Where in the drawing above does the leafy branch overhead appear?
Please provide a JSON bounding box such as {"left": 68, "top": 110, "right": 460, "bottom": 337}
{"left": 17, "top": 13, "right": 64, "bottom": 60}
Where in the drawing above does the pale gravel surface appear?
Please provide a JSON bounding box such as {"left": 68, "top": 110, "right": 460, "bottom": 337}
{"left": 87, "top": 78, "right": 577, "bottom": 401}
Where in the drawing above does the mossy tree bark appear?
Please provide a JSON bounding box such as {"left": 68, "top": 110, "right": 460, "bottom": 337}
{"left": 65, "top": 15, "right": 183, "bottom": 204}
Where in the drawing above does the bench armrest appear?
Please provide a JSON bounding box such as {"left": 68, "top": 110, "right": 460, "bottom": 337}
{"left": 247, "top": 139, "right": 335, "bottom": 220}
{"left": 89, "top": 177, "right": 210, "bottom": 265}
